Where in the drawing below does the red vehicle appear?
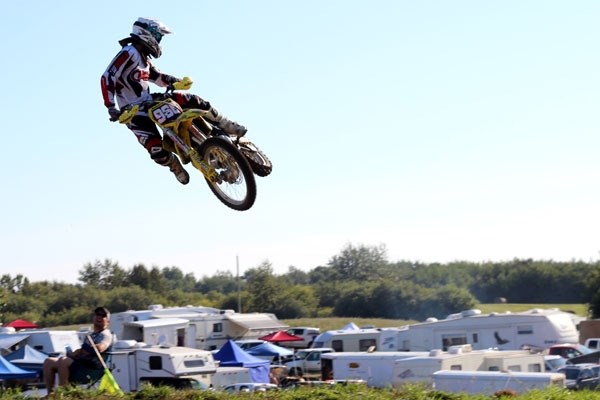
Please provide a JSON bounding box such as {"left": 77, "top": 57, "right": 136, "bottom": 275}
{"left": 548, "top": 343, "right": 594, "bottom": 359}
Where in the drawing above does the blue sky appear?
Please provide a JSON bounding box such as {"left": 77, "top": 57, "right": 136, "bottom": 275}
{"left": 1, "top": 1, "right": 599, "bottom": 284}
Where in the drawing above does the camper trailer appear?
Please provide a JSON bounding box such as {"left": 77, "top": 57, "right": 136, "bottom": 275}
{"left": 321, "top": 351, "right": 430, "bottom": 386}
{"left": 392, "top": 346, "right": 546, "bottom": 387}
{"left": 311, "top": 327, "right": 403, "bottom": 352}
{"left": 110, "top": 342, "right": 218, "bottom": 392}
{"left": 111, "top": 305, "right": 288, "bottom": 351}
{"left": 0, "top": 328, "right": 81, "bottom": 356}
{"left": 322, "top": 345, "right": 546, "bottom": 388}
{"left": 432, "top": 370, "right": 565, "bottom": 394}
{"left": 395, "top": 308, "right": 578, "bottom": 351}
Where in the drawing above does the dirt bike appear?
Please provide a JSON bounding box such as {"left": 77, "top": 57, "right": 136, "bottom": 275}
{"left": 118, "top": 78, "right": 271, "bottom": 211}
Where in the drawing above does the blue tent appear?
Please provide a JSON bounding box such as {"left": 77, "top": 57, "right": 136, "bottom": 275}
{"left": 247, "top": 342, "right": 293, "bottom": 360}
{"left": 214, "top": 340, "right": 269, "bottom": 383}
{"left": 5, "top": 345, "right": 48, "bottom": 373}
{"left": 0, "top": 355, "right": 37, "bottom": 379}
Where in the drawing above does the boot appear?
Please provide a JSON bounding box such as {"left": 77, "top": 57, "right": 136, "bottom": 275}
{"left": 205, "top": 107, "right": 247, "bottom": 137}
{"left": 166, "top": 154, "right": 190, "bottom": 185}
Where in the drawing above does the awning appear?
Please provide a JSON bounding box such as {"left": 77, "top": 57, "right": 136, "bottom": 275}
{"left": 226, "top": 314, "right": 288, "bottom": 331}
{"left": 0, "top": 334, "right": 30, "bottom": 351}
{"left": 124, "top": 318, "right": 189, "bottom": 329}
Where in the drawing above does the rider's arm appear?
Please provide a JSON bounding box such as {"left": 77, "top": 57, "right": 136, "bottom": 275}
{"left": 148, "top": 61, "right": 179, "bottom": 88}
{"left": 100, "top": 49, "right": 132, "bottom": 109}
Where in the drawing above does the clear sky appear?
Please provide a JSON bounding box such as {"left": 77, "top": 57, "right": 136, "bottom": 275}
{"left": 1, "top": 1, "right": 599, "bottom": 284}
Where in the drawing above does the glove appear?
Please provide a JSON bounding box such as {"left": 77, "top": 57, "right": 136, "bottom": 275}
{"left": 173, "top": 76, "right": 193, "bottom": 90}
{"left": 108, "top": 107, "right": 120, "bottom": 122}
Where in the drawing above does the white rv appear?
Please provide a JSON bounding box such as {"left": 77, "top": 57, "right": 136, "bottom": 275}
{"left": 0, "top": 328, "right": 81, "bottom": 356}
{"left": 110, "top": 342, "right": 218, "bottom": 392}
{"left": 110, "top": 305, "right": 288, "bottom": 351}
{"left": 311, "top": 327, "right": 403, "bottom": 352}
{"left": 432, "top": 370, "right": 565, "bottom": 394}
{"left": 392, "top": 347, "right": 546, "bottom": 387}
{"left": 321, "top": 351, "right": 430, "bottom": 386}
{"left": 395, "top": 308, "right": 579, "bottom": 351}
{"left": 322, "top": 345, "right": 546, "bottom": 388}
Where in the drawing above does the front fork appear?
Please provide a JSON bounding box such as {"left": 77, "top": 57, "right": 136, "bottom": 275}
{"left": 162, "top": 127, "right": 218, "bottom": 182}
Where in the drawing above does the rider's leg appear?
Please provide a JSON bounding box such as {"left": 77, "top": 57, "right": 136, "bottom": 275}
{"left": 173, "top": 92, "right": 247, "bottom": 137}
{"left": 129, "top": 116, "right": 190, "bottom": 185}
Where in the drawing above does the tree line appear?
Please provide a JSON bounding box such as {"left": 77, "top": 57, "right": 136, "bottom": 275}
{"left": 2, "top": 244, "right": 600, "bottom": 326}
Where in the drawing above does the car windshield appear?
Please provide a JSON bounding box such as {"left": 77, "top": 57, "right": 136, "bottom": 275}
{"left": 546, "top": 357, "right": 567, "bottom": 370}
{"left": 559, "top": 368, "right": 583, "bottom": 380}
{"left": 294, "top": 350, "right": 310, "bottom": 360}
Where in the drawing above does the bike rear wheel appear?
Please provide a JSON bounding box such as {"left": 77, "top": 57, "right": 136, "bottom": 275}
{"left": 197, "top": 137, "right": 257, "bottom": 211}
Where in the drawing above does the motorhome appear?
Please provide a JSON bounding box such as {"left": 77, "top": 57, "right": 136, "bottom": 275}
{"left": 322, "top": 345, "right": 546, "bottom": 388}
{"left": 0, "top": 328, "right": 81, "bottom": 356}
{"left": 394, "top": 308, "right": 579, "bottom": 351}
{"left": 110, "top": 304, "right": 288, "bottom": 351}
{"left": 321, "top": 351, "right": 430, "bottom": 386}
{"left": 110, "top": 341, "right": 218, "bottom": 392}
{"left": 432, "top": 370, "right": 565, "bottom": 394}
{"left": 392, "top": 346, "right": 545, "bottom": 387}
{"left": 311, "top": 327, "right": 402, "bottom": 352}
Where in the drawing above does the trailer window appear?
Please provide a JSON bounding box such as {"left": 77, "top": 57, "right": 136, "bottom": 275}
{"left": 442, "top": 335, "right": 467, "bottom": 351}
{"left": 359, "top": 339, "right": 377, "bottom": 352}
{"left": 149, "top": 356, "right": 162, "bottom": 370}
{"left": 184, "top": 359, "right": 206, "bottom": 368}
{"left": 472, "top": 333, "right": 478, "bottom": 343}
{"left": 450, "top": 365, "right": 462, "bottom": 370}
{"left": 528, "top": 363, "right": 541, "bottom": 372}
{"left": 507, "top": 365, "right": 521, "bottom": 372}
{"left": 213, "top": 323, "right": 223, "bottom": 333}
{"left": 332, "top": 340, "right": 344, "bottom": 352}
{"left": 517, "top": 326, "right": 533, "bottom": 334}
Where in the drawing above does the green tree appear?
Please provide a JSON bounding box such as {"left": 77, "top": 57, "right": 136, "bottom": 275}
{"left": 78, "top": 259, "right": 126, "bottom": 289}
{"left": 327, "top": 243, "right": 388, "bottom": 282}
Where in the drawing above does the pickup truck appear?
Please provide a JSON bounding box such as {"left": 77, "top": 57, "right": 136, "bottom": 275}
{"left": 284, "top": 348, "right": 334, "bottom": 376}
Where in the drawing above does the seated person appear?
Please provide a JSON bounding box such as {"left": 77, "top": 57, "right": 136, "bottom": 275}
{"left": 43, "top": 307, "right": 113, "bottom": 395}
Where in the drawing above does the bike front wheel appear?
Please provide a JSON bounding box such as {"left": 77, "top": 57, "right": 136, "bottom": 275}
{"left": 196, "top": 137, "right": 257, "bottom": 211}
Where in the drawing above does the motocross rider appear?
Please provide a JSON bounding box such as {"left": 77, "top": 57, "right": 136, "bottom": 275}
{"left": 100, "top": 18, "right": 247, "bottom": 184}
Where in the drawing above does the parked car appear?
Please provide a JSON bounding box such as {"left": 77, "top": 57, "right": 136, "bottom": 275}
{"left": 545, "top": 355, "right": 567, "bottom": 372}
{"left": 284, "top": 348, "right": 334, "bottom": 376}
{"left": 548, "top": 343, "right": 594, "bottom": 359}
{"left": 557, "top": 363, "right": 600, "bottom": 390}
{"left": 585, "top": 338, "right": 600, "bottom": 351}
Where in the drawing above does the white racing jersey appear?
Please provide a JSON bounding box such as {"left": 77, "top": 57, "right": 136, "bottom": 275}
{"left": 101, "top": 44, "right": 177, "bottom": 110}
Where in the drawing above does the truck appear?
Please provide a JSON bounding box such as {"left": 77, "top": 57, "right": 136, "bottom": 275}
{"left": 110, "top": 304, "right": 288, "bottom": 351}
{"left": 432, "top": 370, "right": 565, "bottom": 395}
{"left": 277, "top": 327, "right": 320, "bottom": 349}
{"left": 284, "top": 348, "right": 334, "bottom": 376}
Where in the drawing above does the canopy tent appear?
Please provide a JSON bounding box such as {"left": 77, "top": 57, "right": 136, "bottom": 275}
{"left": 340, "top": 322, "right": 360, "bottom": 331}
{"left": 247, "top": 341, "right": 293, "bottom": 363}
{"left": 0, "top": 355, "right": 37, "bottom": 379}
{"left": 213, "top": 340, "right": 269, "bottom": 383}
{"left": 5, "top": 345, "right": 48, "bottom": 372}
{"left": 259, "top": 330, "right": 303, "bottom": 343}
{"left": 0, "top": 334, "right": 30, "bottom": 352}
{"left": 4, "top": 320, "right": 39, "bottom": 330}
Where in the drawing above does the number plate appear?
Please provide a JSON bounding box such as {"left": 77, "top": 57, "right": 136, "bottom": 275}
{"left": 149, "top": 99, "right": 182, "bottom": 125}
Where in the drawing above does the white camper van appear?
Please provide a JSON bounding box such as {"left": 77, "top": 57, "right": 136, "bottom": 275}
{"left": 395, "top": 308, "right": 578, "bottom": 351}
{"left": 111, "top": 304, "right": 288, "bottom": 351}
{"left": 110, "top": 342, "right": 218, "bottom": 392}
{"left": 432, "top": 370, "right": 565, "bottom": 395}
{"left": 0, "top": 329, "right": 81, "bottom": 356}
{"left": 322, "top": 345, "right": 546, "bottom": 388}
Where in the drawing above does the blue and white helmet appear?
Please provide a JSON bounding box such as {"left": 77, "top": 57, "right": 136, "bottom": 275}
{"left": 131, "top": 17, "right": 172, "bottom": 58}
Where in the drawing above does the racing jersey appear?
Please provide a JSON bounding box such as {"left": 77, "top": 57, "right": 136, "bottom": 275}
{"left": 101, "top": 44, "right": 178, "bottom": 110}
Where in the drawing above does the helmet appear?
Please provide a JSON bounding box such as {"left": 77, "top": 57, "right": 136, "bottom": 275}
{"left": 131, "top": 17, "right": 172, "bottom": 58}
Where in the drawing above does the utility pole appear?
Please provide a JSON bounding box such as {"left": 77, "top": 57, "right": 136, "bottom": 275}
{"left": 236, "top": 255, "right": 242, "bottom": 313}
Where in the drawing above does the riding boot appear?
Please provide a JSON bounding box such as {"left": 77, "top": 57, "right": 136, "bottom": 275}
{"left": 205, "top": 107, "right": 247, "bottom": 137}
{"left": 166, "top": 154, "right": 190, "bottom": 185}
